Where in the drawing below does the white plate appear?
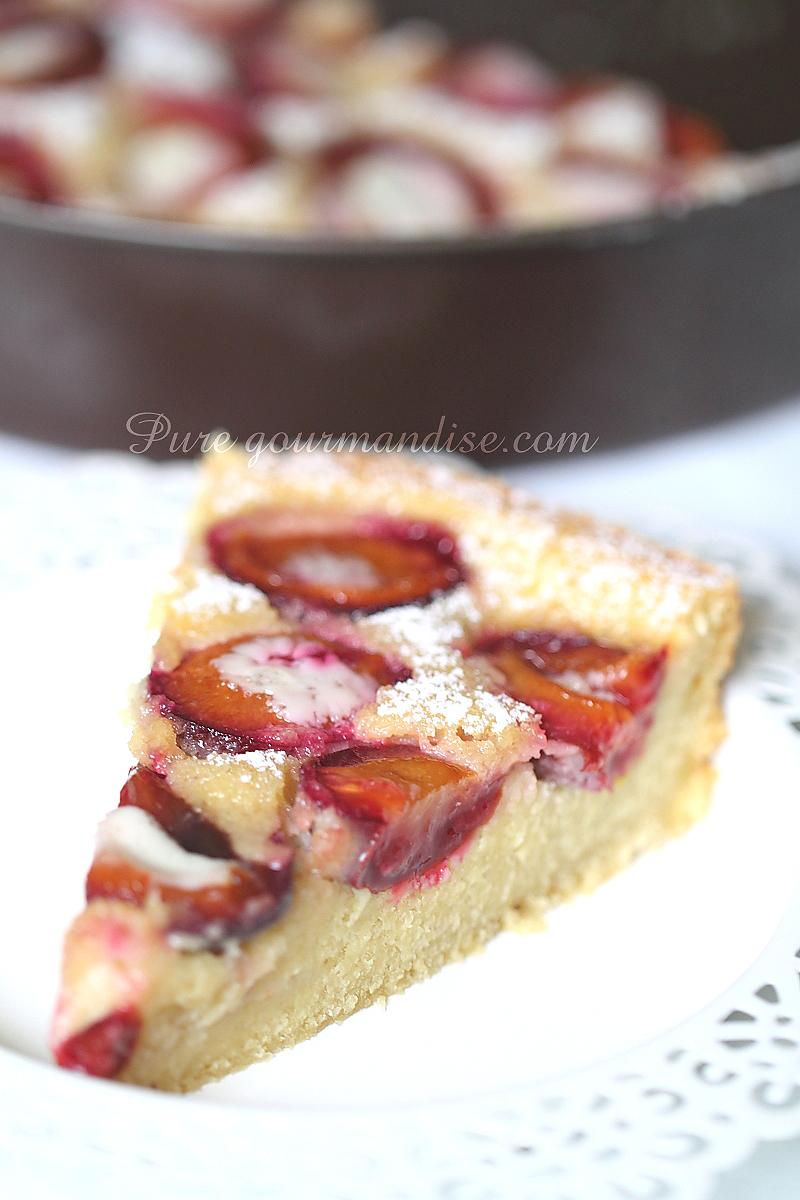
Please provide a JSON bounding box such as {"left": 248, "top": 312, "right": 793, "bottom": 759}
{"left": 0, "top": 529, "right": 799, "bottom": 1200}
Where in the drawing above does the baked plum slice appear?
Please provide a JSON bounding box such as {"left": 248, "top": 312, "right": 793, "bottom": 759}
{"left": 86, "top": 768, "right": 293, "bottom": 950}
{"left": 151, "top": 633, "right": 407, "bottom": 756}
{"left": 239, "top": 1, "right": 377, "bottom": 96}
{"left": 118, "top": 762, "right": 233, "bottom": 857}
{"left": 437, "top": 42, "right": 559, "bottom": 112}
{"left": 54, "top": 1008, "right": 140, "bottom": 1078}
{"left": 117, "top": 95, "right": 261, "bottom": 219}
{"left": 0, "top": 11, "right": 103, "bottom": 88}
{"left": 0, "top": 132, "right": 58, "bottom": 202}
{"left": 238, "top": 25, "right": 330, "bottom": 97}
{"left": 666, "top": 108, "right": 727, "bottom": 160}
{"left": 207, "top": 509, "right": 466, "bottom": 615}
{"left": 133, "top": 93, "right": 262, "bottom": 154}
{"left": 473, "top": 632, "right": 667, "bottom": 791}
{"left": 294, "top": 745, "right": 503, "bottom": 891}
{"left": 312, "top": 135, "right": 498, "bottom": 236}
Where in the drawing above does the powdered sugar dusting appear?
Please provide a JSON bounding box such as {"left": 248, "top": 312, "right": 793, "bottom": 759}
{"left": 200, "top": 446, "right": 495, "bottom": 523}
{"left": 573, "top": 525, "right": 730, "bottom": 585}
{"left": 469, "top": 508, "right": 733, "bottom": 635}
{"left": 358, "top": 586, "right": 480, "bottom": 670}
{"left": 567, "top": 528, "right": 731, "bottom": 628}
{"left": 374, "top": 666, "right": 538, "bottom": 742}
{"left": 172, "top": 568, "right": 265, "bottom": 616}
{"left": 202, "top": 748, "right": 288, "bottom": 776}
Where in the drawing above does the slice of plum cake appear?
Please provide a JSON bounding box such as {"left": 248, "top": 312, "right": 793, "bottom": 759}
{"left": 52, "top": 447, "right": 740, "bottom": 1091}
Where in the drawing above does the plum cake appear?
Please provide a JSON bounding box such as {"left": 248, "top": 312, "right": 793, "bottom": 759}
{"left": 0, "top": 0, "right": 740, "bottom": 235}
{"left": 52, "top": 447, "right": 740, "bottom": 1091}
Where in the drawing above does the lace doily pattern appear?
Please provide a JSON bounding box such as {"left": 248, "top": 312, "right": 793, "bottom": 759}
{"left": 0, "top": 453, "right": 798, "bottom": 1200}
{"left": 0, "top": 451, "right": 194, "bottom": 590}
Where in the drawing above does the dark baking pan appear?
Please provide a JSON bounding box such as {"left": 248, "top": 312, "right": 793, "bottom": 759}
{"left": 2, "top": 0, "right": 800, "bottom": 461}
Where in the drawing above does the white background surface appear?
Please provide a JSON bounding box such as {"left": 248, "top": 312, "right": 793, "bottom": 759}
{"left": 1, "top": 394, "right": 799, "bottom": 1198}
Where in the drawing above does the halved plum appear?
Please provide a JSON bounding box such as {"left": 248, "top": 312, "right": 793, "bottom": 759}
{"left": 0, "top": 12, "right": 103, "bottom": 88}
{"left": 54, "top": 1007, "right": 140, "bottom": 1078}
{"left": 473, "top": 632, "right": 667, "bottom": 790}
{"left": 294, "top": 744, "right": 503, "bottom": 891}
{"left": 151, "top": 632, "right": 407, "bottom": 755}
{"left": 237, "top": 1, "right": 374, "bottom": 95}
{"left": 283, "top": 0, "right": 377, "bottom": 55}
{"left": 0, "top": 131, "right": 58, "bottom": 202}
{"left": 238, "top": 25, "right": 332, "bottom": 97}
{"left": 167, "top": 0, "right": 279, "bottom": 38}
{"left": 437, "top": 43, "right": 559, "bottom": 113}
{"left": 86, "top": 768, "right": 293, "bottom": 949}
{"left": 666, "top": 108, "right": 727, "bottom": 160}
{"left": 133, "top": 92, "right": 262, "bottom": 155}
{"left": 117, "top": 100, "right": 260, "bottom": 219}
{"left": 118, "top": 765, "right": 234, "bottom": 858}
{"left": 207, "top": 509, "right": 466, "bottom": 614}
{"left": 481, "top": 631, "right": 666, "bottom": 709}
{"left": 86, "top": 848, "right": 292, "bottom": 947}
{"left": 313, "top": 135, "right": 498, "bottom": 235}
